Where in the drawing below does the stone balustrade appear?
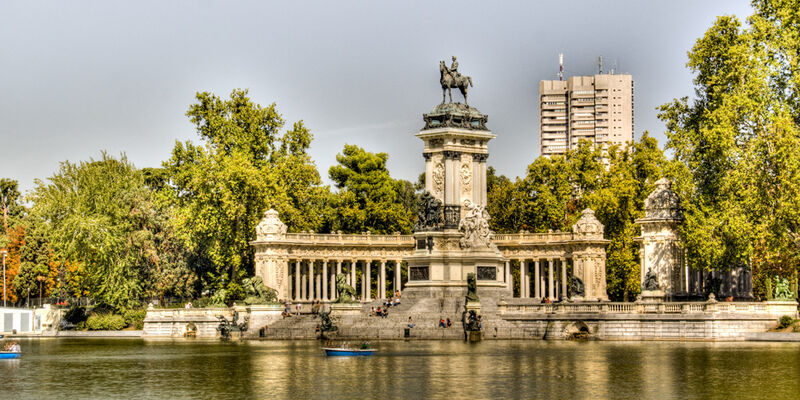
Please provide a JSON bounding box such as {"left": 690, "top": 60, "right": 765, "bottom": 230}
{"left": 498, "top": 300, "right": 798, "bottom": 317}
{"left": 282, "top": 232, "right": 414, "bottom": 244}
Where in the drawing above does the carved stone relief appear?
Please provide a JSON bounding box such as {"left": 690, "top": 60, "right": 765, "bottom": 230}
{"left": 433, "top": 162, "right": 445, "bottom": 196}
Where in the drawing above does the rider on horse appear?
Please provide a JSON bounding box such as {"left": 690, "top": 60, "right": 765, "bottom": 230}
{"left": 450, "top": 56, "right": 461, "bottom": 81}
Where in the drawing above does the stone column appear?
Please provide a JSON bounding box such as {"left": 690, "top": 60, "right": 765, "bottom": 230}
{"left": 336, "top": 260, "right": 342, "bottom": 276}
{"left": 505, "top": 261, "right": 511, "bottom": 291}
{"left": 379, "top": 261, "right": 386, "bottom": 300}
{"left": 322, "top": 260, "right": 328, "bottom": 301}
{"left": 561, "top": 258, "right": 567, "bottom": 300}
{"left": 534, "top": 260, "right": 541, "bottom": 299}
{"left": 294, "top": 260, "right": 301, "bottom": 301}
{"left": 330, "top": 274, "right": 336, "bottom": 300}
{"left": 480, "top": 156, "right": 488, "bottom": 206}
{"left": 350, "top": 261, "right": 356, "bottom": 289}
{"left": 548, "top": 259, "right": 554, "bottom": 299}
{"left": 308, "top": 261, "right": 314, "bottom": 300}
{"left": 424, "top": 153, "right": 434, "bottom": 193}
{"left": 394, "top": 260, "right": 401, "bottom": 293}
{"left": 365, "top": 260, "right": 372, "bottom": 301}
{"left": 281, "top": 258, "right": 292, "bottom": 301}
{"left": 301, "top": 273, "right": 306, "bottom": 301}
{"left": 315, "top": 273, "right": 320, "bottom": 300}
{"left": 473, "top": 155, "right": 481, "bottom": 204}
{"left": 396, "top": 260, "right": 403, "bottom": 293}
{"left": 518, "top": 260, "right": 525, "bottom": 298}
{"left": 444, "top": 153, "right": 454, "bottom": 205}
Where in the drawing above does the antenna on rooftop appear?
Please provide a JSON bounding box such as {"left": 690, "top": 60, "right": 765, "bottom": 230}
{"left": 597, "top": 56, "right": 603, "bottom": 74}
{"left": 558, "top": 53, "right": 564, "bottom": 81}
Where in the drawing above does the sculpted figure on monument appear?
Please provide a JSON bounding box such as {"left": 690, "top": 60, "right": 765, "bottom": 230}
{"left": 242, "top": 276, "right": 278, "bottom": 305}
{"left": 415, "top": 192, "right": 444, "bottom": 231}
{"left": 466, "top": 272, "right": 480, "bottom": 303}
{"left": 459, "top": 200, "right": 493, "bottom": 249}
{"left": 333, "top": 273, "right": 357, "bottom": 303}
{"left": 439, "top": 56, "right": 473, "bottom": 105}
{"left": 569, "top": 276, "right": 585, "bottom": 297}
{"left": 465, "top": 310, "right": 481, "bottom": 332}
{"left": 316, "top": 310, "right": 338, "bottom": 339}
{"left": 774, "top": 276, "right": 794, "bottom": 300}
{"left": 642, "top": 268, "right": 659, "bottom": 291}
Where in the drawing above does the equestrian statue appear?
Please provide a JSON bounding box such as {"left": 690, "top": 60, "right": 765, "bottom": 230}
{"left": 440, "top": 56, "right": 473, "bottom": 105}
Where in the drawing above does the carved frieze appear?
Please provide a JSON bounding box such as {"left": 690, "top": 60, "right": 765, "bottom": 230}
{"left": 460, "top": 162, "right": 472, "bottom": 192}
{"left": 433, "top": 162, "right": 445, "bottom": 196}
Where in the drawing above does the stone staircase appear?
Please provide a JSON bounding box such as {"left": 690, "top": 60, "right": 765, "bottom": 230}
{"left": 257, "top": 294, "right": 514, "bottom": 340}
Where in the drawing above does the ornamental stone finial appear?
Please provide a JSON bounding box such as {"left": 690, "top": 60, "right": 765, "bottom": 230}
{"left": 255, "top": 209, "right": 287, "bottom": 241}
{"left": 572, "top": 208, "right": 604, "bottom": 239}
{"left": 644, "top": 178, "right": 681, "bottom": 219}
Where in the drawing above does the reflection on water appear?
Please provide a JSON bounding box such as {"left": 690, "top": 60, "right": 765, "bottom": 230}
{"left": 3, "top": 339, "right": 800, "bottom": 399}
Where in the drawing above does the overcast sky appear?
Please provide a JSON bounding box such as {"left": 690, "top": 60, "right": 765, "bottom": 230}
{"left": 0, "top": 0, "right": 753, "bottom": 192}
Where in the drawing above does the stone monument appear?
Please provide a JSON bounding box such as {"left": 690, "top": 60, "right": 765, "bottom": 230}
{"left": 253, "top": 209, "right": 290, "bottom": 300}
{"left": 571, "top": 209, "right": 610, "bottom": 301}
{"left": 635, "top": 178, "right": 685, "bottom": 299}
{"left": 403, "top": 57, "right": 509, "bottom": 301}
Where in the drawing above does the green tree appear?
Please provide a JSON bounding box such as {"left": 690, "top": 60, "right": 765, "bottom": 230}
{"left": 658, "top": 1, "right": 800, "bottom": 297}
{"left": 164, "top": 89, "right": 329, "bottom": 293}
{"left": 327, "top": 144, "right": 414, "bottom": 234}
{"left": 27, "top": 153, "right": 193, "bottom": 310}
{"left": 1, "top": 179, "right": 25, "bottom": 247}
{"left": 585, "top": 134, "right": 667, "bottom": 301}
{"left": 486, "top": 167, "right": 521, "bottom": 233}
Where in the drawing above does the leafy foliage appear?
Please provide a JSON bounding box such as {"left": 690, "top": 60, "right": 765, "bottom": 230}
{"left": 487, "top": 137, "right": 666, "bottom": 301}
{"left": 86, "top": 313, "right": 126, "bottom": 331}
{"left": 327, "top": 144, "right": 415, "bottom": 234}
{"left": 658, "top": 1, "right": 800, "bottom": 297}
{"left": 164, "top": 89, "right": 330, "bottom": 294}
{"left": 26, "top": 153, "right": 195, "bottom": 310}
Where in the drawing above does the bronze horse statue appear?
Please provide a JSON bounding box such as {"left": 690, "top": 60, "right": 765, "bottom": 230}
{"left": 440, "top": 61, "right": 473, "bottom": 105}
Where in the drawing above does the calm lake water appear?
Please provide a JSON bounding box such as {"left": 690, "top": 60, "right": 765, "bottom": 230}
{"left": 2, "top": 338, "right": 800, "bottom": 399}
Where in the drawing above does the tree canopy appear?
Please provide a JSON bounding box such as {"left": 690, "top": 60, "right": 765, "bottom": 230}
{"left": 658, "top": 0, "right": 800, "bottom": 296}
{"left": 327, "top": 144, "right": 415, "bottom": 234}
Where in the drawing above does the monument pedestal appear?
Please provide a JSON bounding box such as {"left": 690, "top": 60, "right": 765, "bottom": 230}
{"left": 466, "top": 301, "right": 481, "bottom": 316}
{"left": 330, "top": 303, "right": 361, "bottom": 316}
{"left": 640, "top": 290, "right": 666, "bottom": 303}
{"left": 404, "top": 230, "right": 509, "bottom": 301}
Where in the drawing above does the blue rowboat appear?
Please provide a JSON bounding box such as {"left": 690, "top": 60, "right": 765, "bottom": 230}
{"left": 0, "top": 351, "right": 20, "bottom": 359}
{"left": 323, "top": 347, "right": 376, "bottom": 356}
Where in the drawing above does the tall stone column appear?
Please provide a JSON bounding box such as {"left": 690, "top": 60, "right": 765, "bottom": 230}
{"left": 315, "top": 273, "right": 320, "bottom": 300}
{"left": 322, "top": 260, "right": 328, "bottom": 301}
{"left": 534, "top": 260, "right": 541, "bottom": 299}
{"left": 424, "top": 153, "right": 433, "bottom": 193}
{"left": 379, "top": 261, "right": 386, "bottom": 300}
{"left": 479, "top": 155, "right": 488, "bottom": 206}
{"left": 505, "top": 261, "right": 511, "bottom": 291}
{"left": 301, "top": 273, "right": 306, "bottom": 301}
{"left": 294, "top": 260, "right": 301, "bottom": 302}
{"left": 561, "top": 258, "right": 567, "bottom": 300}
{"left": 281, "top": 258, "right": 292, "bottom": 301}
{"left": 444, "top": 153, "right": 455, "bottom": 205}
{"left": 336, "top": 260, "right": 342, "bottom": 275}
{"left": 548, "top": 259, "right": 554, "bottom": 299}
{"left": 365, "top": 260, "right": 372, "bottom": 301}
{"left": 518, "top": 260, "right": 525, "bottom": 298}
{"left": 350, "top": 261, "right": 356, "bottom": 289}
{"left": 308, "top": 261, "right": 314, "bottom": 301}
{"left": 394, "top": 261, "right": 401, "bottom": 293}
{"left": 396, "top": 260, "right": 403, "bottom": 293}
